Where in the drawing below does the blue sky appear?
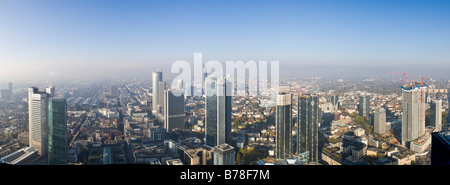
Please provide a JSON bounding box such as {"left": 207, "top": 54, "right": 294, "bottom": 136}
{"left": 1, "top": 0, "right": 449, "bottom": 81}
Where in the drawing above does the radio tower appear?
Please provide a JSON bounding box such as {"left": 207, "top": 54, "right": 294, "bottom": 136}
{"left": 392, "top": 63, "right": 394, "bottom": 82}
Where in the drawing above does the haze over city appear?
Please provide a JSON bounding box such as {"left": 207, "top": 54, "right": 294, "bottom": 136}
{"left": 1, "top": 0, "right": 450, "bottom": 176}
{"left": 1, "top": 0, "right": 450, "bottom": 83}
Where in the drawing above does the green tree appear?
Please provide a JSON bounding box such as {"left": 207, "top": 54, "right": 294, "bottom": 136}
{"left": 232, "top": 120, "right": 241, "bottom": 128}
{"left": 236, "top": 153, "right": 241, "bottom": 163}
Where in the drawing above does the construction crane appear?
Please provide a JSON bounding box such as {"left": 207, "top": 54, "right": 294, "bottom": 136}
{"left": 408, "top": 76, "right": 432, "bottom": 136}
{"left": 391, "top": 72, "right": 412, "bottom": 85}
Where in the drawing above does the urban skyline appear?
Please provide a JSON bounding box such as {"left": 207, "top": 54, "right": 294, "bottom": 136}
{"left": 1, "top": 0, "right": 450, "bottom": 168}
{"left": 1, "top": 0, "right": 450, "bottom": 82}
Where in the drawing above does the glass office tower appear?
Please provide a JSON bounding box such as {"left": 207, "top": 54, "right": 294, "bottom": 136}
{"left": 205, "top": 76, "right": 232, "bottom": 147}
{"left": 298, "top": 94, "right": 319, "bottom": 163}
{"left": 276, "top": 92, "right": 292, "bottom": 160}
{"left": 47, "top": 98, "right": 67, "bottom": 165}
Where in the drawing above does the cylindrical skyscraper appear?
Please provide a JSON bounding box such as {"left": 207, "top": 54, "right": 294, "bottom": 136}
{"left": 275, "top": 92, "right": 292, "bottom": 160}
{"left": 152, "top": 69, "right": 163, "bottom": 114}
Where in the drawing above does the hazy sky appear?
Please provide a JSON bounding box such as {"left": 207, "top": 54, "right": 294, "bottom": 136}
{"left": 1, "top": 0, "right": 450, "bottom": 82}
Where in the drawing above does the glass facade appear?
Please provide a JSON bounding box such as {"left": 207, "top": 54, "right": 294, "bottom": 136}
{"left": 48, "top": 98, "right": 67, "bottom": 165}
{"left": 298, "top": 94, "right": 319, "bottom": 163}
{"left": 205, "top": 77, "right": 232, "bottom": 147}
{"left": 275, "top": 93, "right": 292, "bottom": 160}
{"left": 358, "top": 95, "right": 370, "bottom": 117}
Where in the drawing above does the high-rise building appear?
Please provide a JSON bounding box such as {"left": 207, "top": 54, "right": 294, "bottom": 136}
{"left": 297, "top": 93, "right": 319, "bottom": 163}
{"left": 0, "top": 89, "right": 11, "bottom": 100}
{"left": 374, "top": 107, "right": 387, "bottom": 134}
{"left": 152, "top": 69, "right": 163, "bottom": 114}
{"left": 205, "top": 76, "right": 232, "bottom": 147}
{"left": 430, "top": 99, "right": 442, "bottom": 131}
{"left": 8, "top": 82, "right": 13, "bottom": 94}
{"left": 358, "top": 95, "right": 370, "bottom": 117}
{"left": 448, "top": 87, "right": 450, "bottom": 124}
{"left": 447, "top": 87, "right": 450, "bottom": 109}
{"left": 28, "top": 87, "right": 50, "bottom": 156}
{"left": 275, "top": 92, "right": 292, "bottom": 160}
{"left": 213, "top": 143, "right": 235, "bottom": 165}
{"left": 330, "top": 94, "right": 339, "bottom": 109}
{"left": 47, "top": 98, "right": 67, "bottom": 165}
{"left": 401, "top": 83, "right": 426, "bottom": 146}
{"left": 164, "top": 89, "right": 185, "bottom": 132}
{"left": 110, "top": 85, "right": 118, "bottom": 97}
{"left": 157, "top": 81, "right": 166, "bottom": 113}
{"left": 46, "top": 86, "right": 55, "bottom": 97}
{"left": 431, "top": 130, "right": 450, "bottom": 165}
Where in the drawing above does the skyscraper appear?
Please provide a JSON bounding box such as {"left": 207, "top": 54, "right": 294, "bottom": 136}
{"left": 28, "top": 87, "right": 50, "bottom": 156}
{"left": 358, "top": 95, "right": 370, "bottom": 117}
{"left": 110, "top": 85, "right": 118, "bottom": 97}
{"left": 47, "top": 98, "right": 67, "bottom": 165}
{"left": 205, "top": 76, "right": 232, "bottom": 147}
{"left": 157, "top": 81, "right": 166, "bottom": 113}
{"left": 275, "top": 92, "right": 292, "bottom": 160}
{"left": 164, "top": 89, "right": 185, "bottom": 132}
{"left": 8, "top": 82, "right": 13, "bottom": 95}
{"left": 297, "top": 93, "right": 319, "bottom": 163}
{"left": 401, "top": 83, "right": 426, "bottom": 146}
{"left": 46, "top": 86, "right": 55, "bottom": 97}
{"left": 430, "top": 99, "right": 442, "bottom": 131}
{"left": 0, "top": 89, "right": 11, "bottom": 100}
{"left": 330, "top": 94, "right": 339, "bottom": 109}
{"left": 374, "top": 107, "right": 387, "bottom": 134}
{"left": 213, "top": 143, "right": 235, "bottom": 165}
{"left": 152, "top": 69, "right": 163, "bottom": 114}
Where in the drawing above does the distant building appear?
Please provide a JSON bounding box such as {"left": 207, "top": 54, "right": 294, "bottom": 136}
{"left": 110, "top": 85, "right": 118, "bottom": 97}
{"left": 374, "top": 107, "right": 387, "bottom": 134}
{"left": 330, "top": 94, "right": 339, "bottom": 109}
{"left": 213, "top": 143, "right": 235, "bottom": 165}
{"left": 1, "top": 89, "right": 11, "bottom": 100}
{"left": 298, "top": 93, "right": 319, "bottom": 163}
{"left": 430, "top": 99, "right": 442, "bottom": 131}
{"left": 47, "top": 98, "right": 67, "bottom": 165}
{"left": 164, "top": 89, "right": 185, "bottom": 132}
{"left": 8, "top": 82, "right": 13, "bottom": 95}
{"left": 276, "top": 92, "right": 293, "bottom": 160}
{"left": 46, "top": 86, "right": 55, "bottom": 97}
{"left": 205, "top": 76, "right": 232, "bottom": 147}
{"left": 358, "top": 95, "right": 370, "bottom": 117}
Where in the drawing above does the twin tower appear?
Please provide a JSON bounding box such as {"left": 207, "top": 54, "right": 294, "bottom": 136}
{"left": 28, "top": 87, "right": 67, "bottom": 165}
{"left": 276, "top": 92, "right": 320, "bottom": 163}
